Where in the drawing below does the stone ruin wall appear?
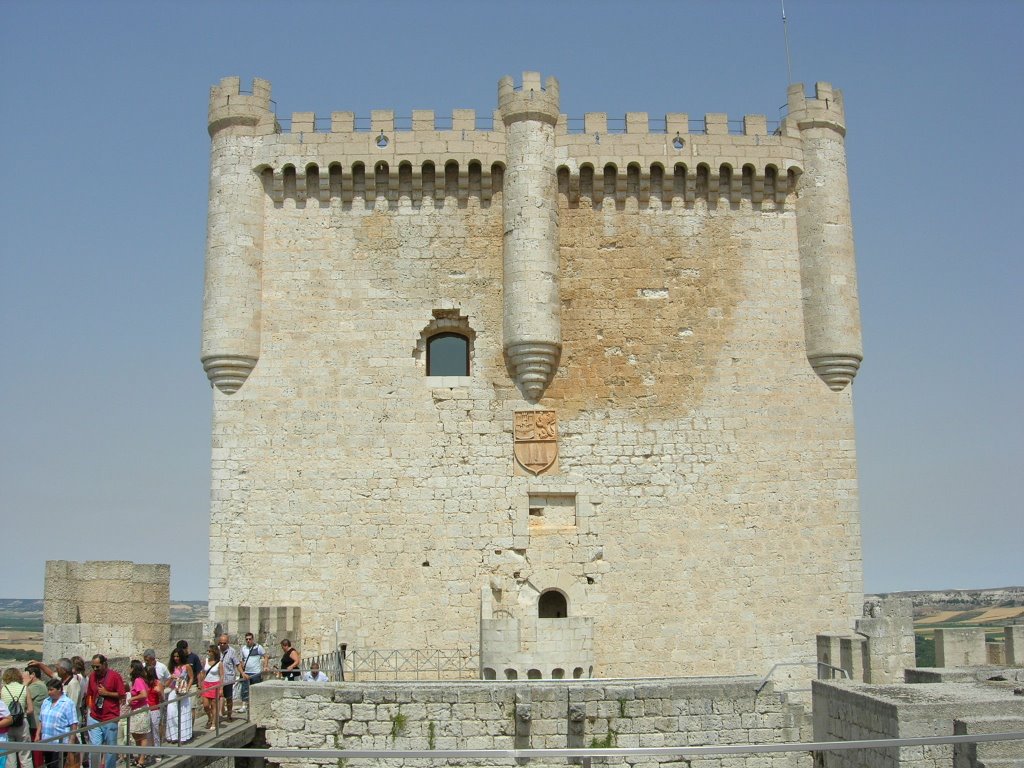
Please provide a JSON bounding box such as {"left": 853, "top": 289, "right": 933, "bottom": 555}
{"left": 813, "top": 678, "right": 1024, "bottom": 768}
{"left": 204, "top": 74, "right": 865, "bottom": 679}
{"left": 251, "top": 677, "right": 811, "bottom": 768}
{"left": 43, "top": 560, "right": 170, "bottom": 663}
{"left": 818, "top": 598, "right": 918, "bottom": 685}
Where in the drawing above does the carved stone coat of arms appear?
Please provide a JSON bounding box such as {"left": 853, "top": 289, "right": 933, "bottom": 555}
{"left": 513, "top": 410, "right": 558, "bottom": 475}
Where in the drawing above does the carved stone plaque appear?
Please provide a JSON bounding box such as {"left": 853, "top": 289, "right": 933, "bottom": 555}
{"left": 514, "top": 410, "right": 558, "bottom": 475}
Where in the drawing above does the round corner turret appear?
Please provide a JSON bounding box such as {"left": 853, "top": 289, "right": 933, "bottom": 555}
{"left": 787, "top": 81, "right": 846, "bottom": 136}
{"left": 208, "top": 76, "right": 275, "bottom": 137}
{"left": 498, "top": 71, "right": 561, "bottom": 126}
{"left": 791, "top": 80, "right": 863, "bottom": 391}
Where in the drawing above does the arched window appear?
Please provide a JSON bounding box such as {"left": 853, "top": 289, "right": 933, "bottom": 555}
{"left": 482, "top": 667, "right": 496, "bottom": 680}
{"left": 416, "top": 310, "right": 476, "bottom": 377}
{"left": 538, "top": 590, "right": 568, "bottom": 618}
{"left": 427, "top": 333, "right": 470, "bottom": 376}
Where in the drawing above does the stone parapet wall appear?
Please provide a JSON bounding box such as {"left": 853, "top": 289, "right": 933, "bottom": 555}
{"left": 953, "top": 715, "right": 1024, "bottom": 768}
{"left": 812, "top": 680, "right": 1024, "bottom": 768}
{"left": 212, "top": 605, "right": 302, "bottom": 645}
{"left": 1004, "top": 625, "right": 1024, "bottom": 665}
{"left": 251, "top": 677, "right": 810, "bottom": 768}
{"left": 935, "top": 629, "right": 989, "bottom": 668}
{"left": 43, "top": 560, "right": 170, "bottom": 661}
{"left": 818, "top": 599, "right": 916, "bottom": 685}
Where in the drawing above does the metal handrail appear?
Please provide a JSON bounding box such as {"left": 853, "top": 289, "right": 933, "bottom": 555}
{"left": 755, "top": 660, "right": 817, "bottom": 693}
{"left": 817, "top": 661, "right": 851, "bottom": 680}
{"left": 344, "top": 647, "right": 477, "bottom": 681}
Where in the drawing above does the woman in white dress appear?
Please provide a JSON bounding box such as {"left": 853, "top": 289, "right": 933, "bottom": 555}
{"left": 165, "top": 649, "right": 194, "bottom": 744}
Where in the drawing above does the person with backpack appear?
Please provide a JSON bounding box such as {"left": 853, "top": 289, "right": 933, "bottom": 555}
{"left": 1, "top": 698, "right": 15, "bottom": 768}
{"left": 1, "top": 667, "right": 33, "bottom": 768}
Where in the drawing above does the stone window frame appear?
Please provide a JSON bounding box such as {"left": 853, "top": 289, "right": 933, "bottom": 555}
{"left": 427, "top": 332, "right": 470, "bottom": 376}
{"left": 415, "top": 309, "right": 476, "bottom": 384}
{"left": 538, "top": 588, "right": 569, "bottom": 619}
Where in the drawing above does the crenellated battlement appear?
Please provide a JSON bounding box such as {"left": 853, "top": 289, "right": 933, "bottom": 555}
{"left": 208, "top": 76, "right": 277, "bottom": 138}
{"left": 272, "top": 111, "right": 790, "bottom": 137}
{"left": 498, "top": 71, "right": 561, "bottom": 125}
{"left": 785, "top": 81, "right": 845, "bottom": 136}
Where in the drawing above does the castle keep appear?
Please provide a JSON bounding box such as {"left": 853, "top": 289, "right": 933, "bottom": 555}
{"left": 201, "top": 73, "right": 864, "bottom": 679}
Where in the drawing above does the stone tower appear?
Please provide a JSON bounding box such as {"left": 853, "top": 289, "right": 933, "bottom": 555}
{"left": 201, "top": 73, "right": 864, "bottom": 679}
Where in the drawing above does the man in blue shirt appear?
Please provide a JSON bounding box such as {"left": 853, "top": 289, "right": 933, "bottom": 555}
{"left": 37, "top": 678, "right": 78, "bottom": 768}
{"left": 237, "top": 632, "right": 267, "bottom": 712}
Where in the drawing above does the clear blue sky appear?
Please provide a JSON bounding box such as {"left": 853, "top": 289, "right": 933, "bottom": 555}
{"left": 1, "top": 1, "right": 1020, "bottom": 599}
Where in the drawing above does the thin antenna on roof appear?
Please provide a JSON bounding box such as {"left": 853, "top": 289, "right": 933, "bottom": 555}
{"left": 781, "top": 0, "right": 794, "bottom": 85}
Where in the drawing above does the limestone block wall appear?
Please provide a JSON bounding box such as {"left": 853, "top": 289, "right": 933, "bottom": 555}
{"left": 251, "top": 677, "right": 810, "bottom": 768}
{"left": 480, "top": 616, "right": 594, "bottom": 680}
{"left": 170, "top": 621, "right": 207, "bottom": 655}
{"left": 935, "top": 629, "right": 988, "bottom": 668}
{"left": 212, "top": 605, "right": 302, "bottom": 645}
{"left": 858, "top": 599, "right": 916, "bottom": 683}
{"left": 812, "top": 680, "right": 1024, "bottom": 768}
{"left": 953, "top": 715, "right": 1024, "bottom": 768}
{"left": 1005, "top": 625, "right": 1024, "bottom": 665}
{"left": 818, "top": 599, "right": 915, "bottom": 684}
{"left": 44, "top": 560, "right": 170, "bottom": 661}
{"left": 203, "top": 74, "right": 865, "bottom": 679}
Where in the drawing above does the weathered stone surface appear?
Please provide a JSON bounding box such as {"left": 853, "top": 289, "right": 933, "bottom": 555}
{"left": 43, "top": 560, "right": 170, "bottom": 660}
{"left": 253, "top": 678, "right": 811, "bottom": 768}
{"left": 203, "top": 74, "right": 864, "bottom": 680}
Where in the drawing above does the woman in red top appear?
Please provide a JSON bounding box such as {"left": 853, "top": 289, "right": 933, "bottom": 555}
{"left": 200, "top": 646, "right": 222, "bottom": 730}
{"left": 144, "top": 667, "right": 163, "bottom": 749}
{"left": 127, "top": 660, "right": 152, "bottom": 766}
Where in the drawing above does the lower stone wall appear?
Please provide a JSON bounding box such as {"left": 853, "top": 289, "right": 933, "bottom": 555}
{"left": 250, "top": 677, "right": 811, "bottom": 768}
{"left": 812, "top": 679, "right": 1024, "bottom": 768}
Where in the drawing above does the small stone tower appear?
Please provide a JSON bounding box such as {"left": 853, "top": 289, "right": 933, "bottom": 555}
{"left": 201, "top": 77, "right": 276, "bottom": 394}
{"left": 789, "top": 82, "right": 863, "bottom": 391}
{"left": 498, "top": 73, "right": 562, "bottom": 401}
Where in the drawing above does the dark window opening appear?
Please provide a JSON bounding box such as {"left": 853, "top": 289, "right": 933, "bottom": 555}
{"left": 538, "top": 590, "right": 567, "bottom": 618}
{"left": 427, "top": 333, "right": 470, "bottom": 376}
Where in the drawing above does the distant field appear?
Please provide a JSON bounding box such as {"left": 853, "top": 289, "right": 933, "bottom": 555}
{"left": 912, "top": 603, "right": 1022, "bottom": 666}
{"left": 973, "top": 606, "right": 1024, "bottom": 623}
{"left": 916, "top": 611, "right": 964, "bottom": 624}
{"left": 0, "top": 600, "right": 204, "bottom": 668}
{"left": 0, "top": 627, "right": 44, "bottom": 667}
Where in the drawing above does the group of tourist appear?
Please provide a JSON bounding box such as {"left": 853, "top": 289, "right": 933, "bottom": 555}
{"left": 0, "top": 633, "right": 312, "bottom": 768}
